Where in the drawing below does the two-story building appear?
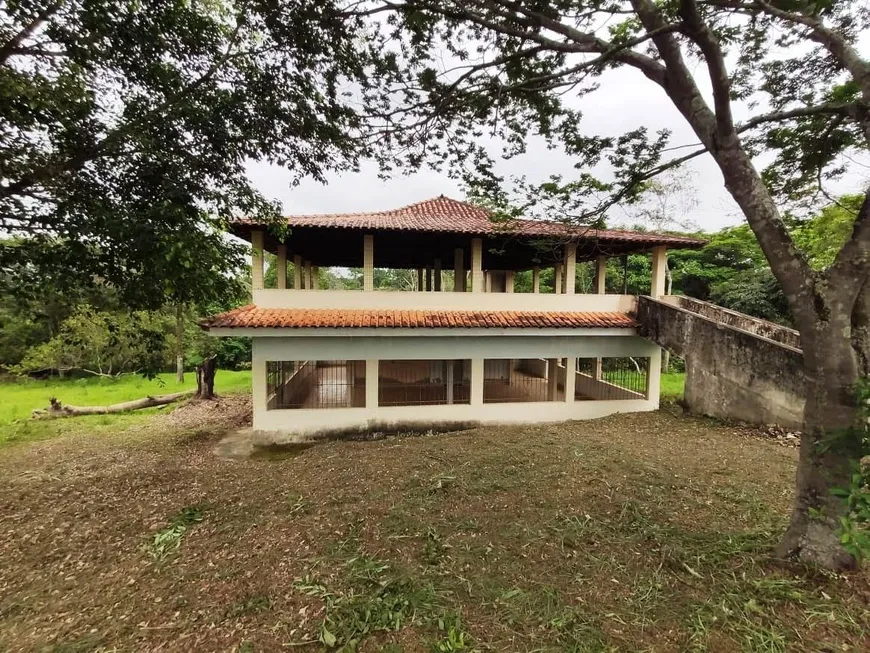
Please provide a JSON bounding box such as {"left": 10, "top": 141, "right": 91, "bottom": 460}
{"left": 201, "top": 196, "right": 704, "bottom": 440}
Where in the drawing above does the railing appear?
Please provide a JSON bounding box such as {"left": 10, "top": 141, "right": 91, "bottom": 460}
{"left": 253, "top": 289, "right": 636, "bottom": 313}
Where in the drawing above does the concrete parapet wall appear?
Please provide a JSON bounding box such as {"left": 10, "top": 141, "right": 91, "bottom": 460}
{"left": 637, "top": 296, "right": 805, "bottom": 429}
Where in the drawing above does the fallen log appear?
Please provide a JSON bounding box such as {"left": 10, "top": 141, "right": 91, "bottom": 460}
{"left": 32, "top": 391, "right": 195, "bottom": 420}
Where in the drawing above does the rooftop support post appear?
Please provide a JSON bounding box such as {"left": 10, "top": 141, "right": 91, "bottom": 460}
{"left": 434, "top": 259, "right": 442, "bottom": 291}
{"left": 363, "top": 234, "right": 374, "bottom": 292}
{"left": 303, "top": 260, "right": 312, "bottom": 290}
{"left": 293, "top": 254, "right": 303, "bottom": 290}
{"left": 453, "top": 248, "right": 465, "bottom": 292}
{"left": 554, "top": 263, "right": 563, "bottom": 294}
{"left": 312, "top": 266, "right": 319, "bottom": 290}
{"left": 251, "top": 229, "right": 264, "bottom": 291}
{"left": 470, "top": 238, "right": 483, "bottom": 293}
{"left": 425, "top": 266, "right": 432, "bottom": 292}
{"left": 650, "top": 246, "right": 667, "bottom": 298}
{"left": 595, "top": 255, "right": 607, "bottom": 294}
{"left": 276, "top": 244, "right": 287, "bottom": 289}
{"left": 505, "top": 270, "right": 514, "bottom": 293}
{"left": 417, "top": 269, "right": 423, "bottom": 291}
{"left": 564, "top": 243, "right": 577, "bottom": 295}
{"left": 484, "top": 271, "right": 492, "bottom": 293}
{"left": 532, "top": 266, "right": 540, "bottom": 293}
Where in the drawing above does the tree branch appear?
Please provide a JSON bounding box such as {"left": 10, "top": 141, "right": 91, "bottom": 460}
{"left": 0, "top": 2, "right": 63, "bottom": 66}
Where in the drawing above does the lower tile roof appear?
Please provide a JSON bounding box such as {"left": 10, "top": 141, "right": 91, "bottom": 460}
{"left": 201, "top": 305, "right": 638, "bottom": 330}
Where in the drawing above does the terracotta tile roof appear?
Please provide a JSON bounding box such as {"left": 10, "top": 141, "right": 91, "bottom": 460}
{"left": 201, "top": 305, "right": 638, "bottom": 330}
{"left": 234, "top": 196, "right": 705, "bottom": 248}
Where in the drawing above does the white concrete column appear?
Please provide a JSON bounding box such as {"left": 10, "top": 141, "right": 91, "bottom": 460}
{"left": 471, "top": 238, "right": 483, "bottom": 293}
{"left": 363, "top": 234, "right": 374, "bottom": 292}
{"left": 365, "top": 359, "right": 378, "bottom": 408}
{"left": 312, "top": 266, "right": 319, "bottom": 290}
{"left": 564, "top": 243, "right": 577, "bottom": 295}
{"left": 293, "top": 254, "right": 303, "bottom": 290}
{"left": 646, "top": 348, "right": 662, "bottom": 408}
{"left": 251, "top": 343, "right": 267, "bottom": 423}
{"left": 554, "top": 263, "right": 562, "bottom": 294}
{"left": 425, "top": 266, "right": 432, "bottom": 292}
{"left": 532, "top": 266, "right": 540, "bottom": 294}
{"left": 595, "top": 256, "right": 607, "bottom": 294}
{"left": 453, "top": 248, "right": 464, "bottom": 292}
{"left": 564, "top": 357, "right": 576, "bottom": 403}
{"left": 251, "top": 230, "right": 264, "bottom": 291}
{"left": 484, "top": 271, "right": 492, "bottom": 293}
{"left": 505, "top": 270, "right": 514, "bottom": 293}
{"left": 650, "top": 246, "right": 667, "bottom": 297}
{"left": 276, "top": 244, "right": 287, "bottom": 289}
{"left": 303, "top": 260, "right": 312, "bottom": 290}
{"left": 547, "top": 359, "right": 559, "bottom": 401}
{"left": 470, "top": 358, "right": 484, "bottom": 406}
{"left": 434, "top": 259, "right": 442, "bottom": 291}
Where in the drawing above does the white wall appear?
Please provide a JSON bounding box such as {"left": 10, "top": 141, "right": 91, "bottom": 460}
{"left": 253, "top": 288, "right": 636, "bottom": 313}
{"left": 251, "top": 334, "right": 661, "bottom": 438}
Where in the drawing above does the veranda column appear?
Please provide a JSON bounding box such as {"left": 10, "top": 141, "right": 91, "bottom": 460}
{"left": 471, "top": 238, "right": 483, "bottom": 293}
{"left": 365, "top": 359, "right": 378, "bottom": 408}
{"left": 594, "top": 255, "right": 607, "bottom": 379}
{"left": 312, "top": 266, "right": 319, "bottom": 290}
{"left": 484, "top": 271, "right": 492, "bottom": 293}
{"left": 470, "top": 358, "right": 484, "bottom": 406}
{"left": 532, "top": 266, "right": 540, "bottom": 293}
{"left": 304, "top": 260, "right": 312, "bottom": 290}
{"left": 547, "top": 359, "right": 560, "bottom": 401}
{"left": 505, "top": 270, "right": 514, "bottom": 293}
{"left": 564, "top": 243, "right": 577, "bottom": 294}
{"left": 454, "top": 248, "right": 465, "bottom": 292}
{"left": 434, "top": 258, "right": 442, "bottom": 291}
{"left": 650, "top": 246, "right": 667, "bottom": 297}
{"left": 564, "top": 357, "right": 576, "bottom": 403}
{"left": 276, "top": 244, "right": 287, "bottom": 289}
{"left": 425, "top": 266, "right": 432, "bottom": 292}
{"left": 595, "top": 255, "right": 607, "bottom": 294}
{"left": 554, "top": 263, "right": 562, "bottom": 294}
{"left": 363, "top": 234, "right": 374, "bottom": 292}
{"left": 293, "top": 254, "right": 303, "bottom": 289}
{"left": 417, "top": 269, "right": 424, "bottom": 291}
{"left": 251, "top": 229, "right": 264, "bottom": 291}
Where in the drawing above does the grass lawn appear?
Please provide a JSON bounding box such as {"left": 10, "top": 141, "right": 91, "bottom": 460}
{"left": 661, "top": 371, "right": 686, "bottom": 400}
{"left": 0, "top": 402, "right": 866, "bottom": 652}
{"left": 0, "top": 370, "right": 251, "bottom": 446}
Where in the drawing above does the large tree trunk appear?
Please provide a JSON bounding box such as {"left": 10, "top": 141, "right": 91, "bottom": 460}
{"left": 775, "top": 318, "right": 861, "bottom": 569}
{"left": 33, "top": 391, "right": 193, "bottom": 419}
{"left": 196, "top": 355, "right": 216, "bottom": 399}
{"left": 175, "top": 302, "right": 184, "bottom": 383}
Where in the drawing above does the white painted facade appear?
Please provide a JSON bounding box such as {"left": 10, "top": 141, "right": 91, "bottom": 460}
{"left": 209, "top": 218, "right": 677, "bottom": 441}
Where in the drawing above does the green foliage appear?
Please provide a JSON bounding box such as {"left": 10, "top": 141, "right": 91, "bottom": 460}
{"left": 146, "top": 506, "right": 205, "bottom": 561}
{"left": 1, "top": 0, "right": 399, "bottom": 308}
{"left": 12, "top": 305, "right": 169, "bottom": 377}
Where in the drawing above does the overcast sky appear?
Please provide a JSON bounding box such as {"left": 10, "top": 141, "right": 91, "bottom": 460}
{"left": 246, "top": 61, "right": 869, "bottom": 235}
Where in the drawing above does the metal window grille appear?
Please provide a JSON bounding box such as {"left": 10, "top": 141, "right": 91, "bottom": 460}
{"left": 575, "top": 357, "right": 649, "bottom": 401}
{"left": 378, "top": 360, "right": 470, "bottom": 406}
{"left": 483, "top": 358, "right": 563, "bottom": 403}
{"left": 266, "top": 360, "right": 365, "bottom": 410}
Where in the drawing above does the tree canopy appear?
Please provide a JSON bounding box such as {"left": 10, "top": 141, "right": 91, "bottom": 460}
{"left": 0, "top": 0, "right": 398, "bottom": 307}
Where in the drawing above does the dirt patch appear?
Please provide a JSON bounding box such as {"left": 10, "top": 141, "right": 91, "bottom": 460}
{"left": 0, "top": 409, "right": 866, "bottom": 653}
{"left": 159, "top": 393, "right": 252, "bottom": 430}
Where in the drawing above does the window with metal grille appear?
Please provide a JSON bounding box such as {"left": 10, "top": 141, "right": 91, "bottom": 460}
{"left": 482, "top": 358, "right": 564, "bottom": 403}
{"left": 378, "top": 360, "right": 470, "bottom": 406}
{"left": 266, "top": 360, "right": 365, "bottom": 409}
{"left": 575, "top": 357, "right": 649, "bottom": 401}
